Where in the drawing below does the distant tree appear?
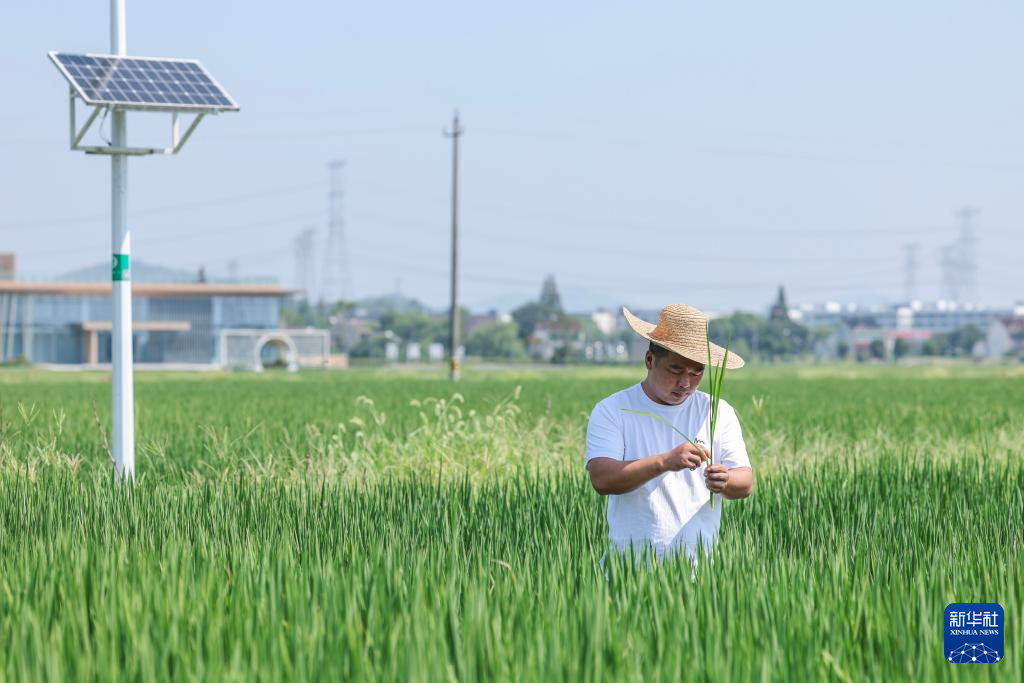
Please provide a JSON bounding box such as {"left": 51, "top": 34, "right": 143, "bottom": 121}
{"left": 511, "top": 302, "right": 546, "bottom": 340}
{"left": 378, "top": 306, "right": 468, "bottom": 348}
{"left": 466, "top": 322, "right": 526, "bottom": 359}
{"left": 869, "top": 338, "right": 886, "bottom": 360}
{"left": 727, "top": 337, "right": 753, "bottom": 363}
{"left": 538, "top": 275, "right": 563, "bottom": 315}
{"left": 948, "top": 325, "right": 984, "bottom": 357}
{"left": 330, "top": 300, "right": 357, "bottom": 317}
{"left": 281, "top": 297, "right": 357, "bottom": 334}
{"left": 893, "top": 338, "right": 912, "bottom": 360}
{"left": 349, "top": 335, "right": 387, "bottom": 358}
{"left": 709, "top": 310, "right": 817, "bottom": 362}
{"left": 812, "top": 326, "right": 833, "bottom": 345}
{"left": 709, "top": 312, "right": 765, "bottom": 355}
{"left": 769, "top": 285, "right": 789, "bottom": 321}
{"left": 379, "top": 308, "right": 434, "bottom": 344}
{"left": 280, "top": 303, "right": 307, "bottom": 329}
{"left": 921, "top": 334, "right": 943, "bottom": 356}
{"left": 550, "top": 342, "right": 580, "bottom": 365}
{"left": 836, "top": 342, "right": 850, "bottom": 360}
{"left": 512, "top": 276, "right": 566, "bottom": 341}
{"left": 921, "top": 325, "right": 984, "bottom": 357}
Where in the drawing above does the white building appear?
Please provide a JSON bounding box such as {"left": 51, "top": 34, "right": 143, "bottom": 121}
{"left": 791, "top": 300, "right": 1009, "bottom": 335}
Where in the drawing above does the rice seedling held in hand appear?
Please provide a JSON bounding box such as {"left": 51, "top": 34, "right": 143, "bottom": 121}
{"left": 703, "top": 320, "right": 731, "bottom": 509}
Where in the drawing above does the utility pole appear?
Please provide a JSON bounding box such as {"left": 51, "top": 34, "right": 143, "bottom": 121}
{"left": 444, "top": 111, "right": 464, "bottom": 381}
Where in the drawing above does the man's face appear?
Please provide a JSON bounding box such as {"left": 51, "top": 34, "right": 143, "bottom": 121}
{"left": 645, "top": 348, "right": 705, "bottom": 405}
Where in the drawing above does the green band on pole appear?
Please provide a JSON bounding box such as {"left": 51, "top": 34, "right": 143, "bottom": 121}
{"left": 112, "top": 254, "right": 130, "bottom": 282}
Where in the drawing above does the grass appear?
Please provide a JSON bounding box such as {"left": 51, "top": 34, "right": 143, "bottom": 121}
{"left": 0, "top": 364, "right": 1021, "bottom": 681}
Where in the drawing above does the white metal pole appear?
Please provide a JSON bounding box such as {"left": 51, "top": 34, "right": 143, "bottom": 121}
{"left": 111, "top": 0, "right": 134, "bottom": 479}
{"left": 111, "top": 0, "right": 126, "bottom": 54}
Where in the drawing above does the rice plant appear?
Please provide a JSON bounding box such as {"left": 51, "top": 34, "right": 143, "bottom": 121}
{"left": 0, "top": 366, "right": 1020, "bottom": 681}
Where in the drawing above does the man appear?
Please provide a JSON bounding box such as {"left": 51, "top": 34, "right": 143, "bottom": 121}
{"left": 586, "top": 304, "right": 753, "bottom": 561}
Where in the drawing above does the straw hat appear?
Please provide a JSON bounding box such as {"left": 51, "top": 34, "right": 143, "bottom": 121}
{"left": 623, "top": 304, "right": 745, "bottom": 369}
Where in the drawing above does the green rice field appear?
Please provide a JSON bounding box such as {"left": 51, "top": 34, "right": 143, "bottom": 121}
{"left": 0, "top": 364, "right": 1021, "bottom": 681}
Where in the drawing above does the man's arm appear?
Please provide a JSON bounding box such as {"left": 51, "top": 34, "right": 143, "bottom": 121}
{"left": 588, "top": 442, "right": 707, "bottom": 495}
{"left": 704, "top": 401, "right": 753, "bottom": 500}
{"left": 704, "top": 464, "right": 753, "bottom": 500}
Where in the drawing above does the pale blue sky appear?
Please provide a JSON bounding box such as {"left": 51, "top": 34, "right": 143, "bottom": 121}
{"left": 2, "top": 1, "right": 1022, "bottom": 313}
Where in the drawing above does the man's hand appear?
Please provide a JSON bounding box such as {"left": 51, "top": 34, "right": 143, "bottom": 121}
{"left": 704, "top": 464, "right": 754, "bottom": 499}
{"left": 704, "top": 463, "right": 730, "bottom": 493}
{"left": 661, "top": 442, "right": 709, "bottom": 472}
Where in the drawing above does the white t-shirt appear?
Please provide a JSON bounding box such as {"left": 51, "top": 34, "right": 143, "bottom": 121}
{"left": 585, "top": 382, "right": 751, "bottom": 559}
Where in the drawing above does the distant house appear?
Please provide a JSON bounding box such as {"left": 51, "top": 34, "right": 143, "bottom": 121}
{"left": 794, "top": 300, "right": 1009, "bottom": 336}
{"left": 590, "top": 309, "right": 617, "bottom": 336}
{"left": 467, "top": 310, "right": 512, "bottom": 336}
{"left": 821, "top": 314, "right": 935, "bottom": 360}
{"left": 332, "top": 316, "right": 375, "bottom": 350}
{"left": 0, "top": 255, "right": 310, "bottom": 368}
{"left": 527, "top": 318, "right": 583, "bottom": 361}
{"left": 838, "top": 320, "right": 885, "bottom": 360}
{"left": 616, "top": 308, "right": 661, "bottom": 361}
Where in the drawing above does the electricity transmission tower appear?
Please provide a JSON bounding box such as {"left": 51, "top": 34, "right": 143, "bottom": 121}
{"left": 955, "top": 207, "right": 980, "bottom": 304}
{"left": 320, "top": 160, "right": 351, "bottom": 308}
{"left": 939, "top": 207, "right": 980, "bottom": 305}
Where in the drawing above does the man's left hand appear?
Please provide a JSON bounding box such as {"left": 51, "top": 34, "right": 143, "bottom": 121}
{"left": 704, "top": 463, "right": 730, "bottom": 494}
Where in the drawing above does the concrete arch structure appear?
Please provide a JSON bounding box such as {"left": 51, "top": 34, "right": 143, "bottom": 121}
{"left": 220, "top": 328, "right": 329, "bottom": 371}
{"left": 253, "top": 332, "right": 298, "bottom": 372}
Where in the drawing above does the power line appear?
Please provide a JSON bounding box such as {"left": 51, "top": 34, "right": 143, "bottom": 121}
{"left": 204, "top": 125, "right": 435, "bottom": 142}
{"left": 209, "top": 228, "right": 1024, "bottom": 303}
{"left": 325, "top": 245, "right": 948, "bottom": 295}
{"left": 2, "top": 181, "right": 324, "bottom": 230}
{"left": 227, "top": 241, "right": 1024, "bottom": 300}
{"left": 5, "top": 166, "right": 988, "bottom": 242}
{"left": 343, "top": 209, "right": 908, "bottom": 264}
{"left": 472, "top": 126, "right": 1024, "bottom": 174}
{"left": 18, "top": 209, "right": 325, "bottom": 258}
{"left": 348, "top": 177, "right": 959, "bottom": 239}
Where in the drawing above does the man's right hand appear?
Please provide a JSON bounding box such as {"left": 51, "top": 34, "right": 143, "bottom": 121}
{"left": 661, "top": 442, "right": 709, "bottom": 472}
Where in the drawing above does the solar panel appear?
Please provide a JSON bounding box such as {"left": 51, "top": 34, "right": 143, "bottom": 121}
{"left": 49, "top": 52, "right": 238, "bottom": 112}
